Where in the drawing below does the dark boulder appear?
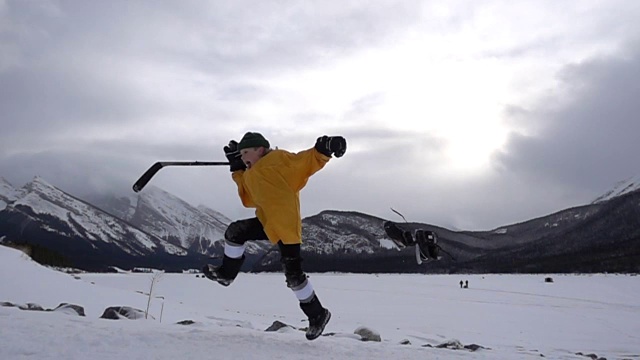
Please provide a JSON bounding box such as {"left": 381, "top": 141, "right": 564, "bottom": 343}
{"left": 18, "top": 303, "right": 44, "bottom": 311}
{"left": 176, "top": 320, "right": 196, "bottom": 325}
{"left": 265, "top": 320, "right": 297, "bottom": 332}
{"left": 50, "top": 303, "right": 86, "bottom": 316}
{"left": 100, "top": 306, "right": 147, "bottom": 320}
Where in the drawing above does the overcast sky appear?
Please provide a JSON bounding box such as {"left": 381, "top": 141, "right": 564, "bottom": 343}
{"left": 1, "top": 0, "right": 639, "bottom": 230}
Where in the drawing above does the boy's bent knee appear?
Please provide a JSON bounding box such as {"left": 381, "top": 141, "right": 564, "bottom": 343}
{"left": 224, "top": 222, "right": 246, "bottom": 244}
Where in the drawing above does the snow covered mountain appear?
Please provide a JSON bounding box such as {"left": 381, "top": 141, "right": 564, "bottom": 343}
{"left": 88, "top": 186, "right": 268, "bottom": 257}
{"left": 592, "top": 175, "right": 640, "bottom": 203}
{"left": 2, "top": 174, "right": 639, "bottom": 273}
{"left": 0, "top": 177, "right": 206, "bottom": 271}
{"left": 254, "top": 210, "right": 489, "bottom": 273}
{"left": 0, "top": 177, "right": 22, "bottom": 211}
{"left": 302, "top": 211, "right": 394, "bottom": 254}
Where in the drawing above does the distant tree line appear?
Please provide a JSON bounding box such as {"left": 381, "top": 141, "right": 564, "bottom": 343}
{"left": 3, "top": 241, "right": 73, "bottom": 268}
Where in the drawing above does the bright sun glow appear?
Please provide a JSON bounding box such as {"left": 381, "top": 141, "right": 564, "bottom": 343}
{"left": 273, "top": 37, "right": 512, "bottom": 173}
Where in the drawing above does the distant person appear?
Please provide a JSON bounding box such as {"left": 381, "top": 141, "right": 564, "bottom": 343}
{"left": 464, "top": 280, "right": 469, "bottom": 288}
{"left": 202, "top": 132, "right": 346, "bottom": 340}
{"left": 460, "top": 280, "right": 464, "bottom": 288}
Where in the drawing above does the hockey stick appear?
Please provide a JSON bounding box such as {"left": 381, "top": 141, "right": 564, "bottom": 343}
{"left": 390, "top": 207, "right": 408, "bottom": 223}
{"left": 132, "top": 161, "right": 229, "bottom": 192}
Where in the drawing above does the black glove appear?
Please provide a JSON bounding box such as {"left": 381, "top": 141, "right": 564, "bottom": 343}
{"left": 224, "top": 140, "right": 246, "bottom": 172}
{"left": 314, "top": 135, "right": 347, "bottom": 158}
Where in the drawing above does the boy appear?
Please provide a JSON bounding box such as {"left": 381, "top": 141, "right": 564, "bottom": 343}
{"left": 203, "top": 132, "right": 346, "bottom": 340}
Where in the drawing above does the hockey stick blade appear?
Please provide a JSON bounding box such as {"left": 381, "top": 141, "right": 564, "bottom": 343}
{"left": 133, "top": 162, "right": 165, "bottom": 193}
{"left": 132, "top": 161, "right": 230, "bottom": 192}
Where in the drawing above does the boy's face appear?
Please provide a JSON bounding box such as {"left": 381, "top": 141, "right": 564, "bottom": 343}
{"left": 240, "top": 147, "right": 265, "bottom": 169}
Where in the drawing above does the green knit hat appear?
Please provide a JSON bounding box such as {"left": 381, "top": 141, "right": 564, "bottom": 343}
{"left": 237, "top": 132, "right": 270, "bottom": 151}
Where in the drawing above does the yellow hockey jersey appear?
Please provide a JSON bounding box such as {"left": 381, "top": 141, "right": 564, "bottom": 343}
{"left": 231, "top": 148, "right": 330, "bottom": 244}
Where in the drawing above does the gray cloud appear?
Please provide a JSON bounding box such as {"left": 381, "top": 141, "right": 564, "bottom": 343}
{"left": 494, "top": 40, "right": 640, "bottom": 206}
{"left": 0, "top": 0, "right": 421, "bottom": 146}
{"left": 2, "top": 1, "right": 640, "bottom": 231}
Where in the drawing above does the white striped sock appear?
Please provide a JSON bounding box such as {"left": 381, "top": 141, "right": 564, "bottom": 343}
{"left": 224, "top": 240, "right": 246, "bottom": 259}
{"left": 293, "top": 280, "right": 315, "bottom": 302}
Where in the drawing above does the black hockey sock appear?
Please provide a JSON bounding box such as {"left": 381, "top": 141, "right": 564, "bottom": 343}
{"left": 219, "top": 255, "right": 245, "bottom": 280}
{"left": 300, "top": 295, "right": 325, "bottom": 319}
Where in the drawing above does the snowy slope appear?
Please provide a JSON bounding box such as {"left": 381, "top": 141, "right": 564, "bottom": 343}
{"left": 303, "top": 211, "right": 394, "bottom": 254}
{"left": 3, "top": 177, "right": 187, "bottom": 257}
{"left": 592, "top": 175, "right": 640, "bottom": 203}
{"left": 130, "top": 186, "right": 229, "bottom": 253}
{"left": 0, "top": 177, "right": 22, "bottom": 211}
{"left": 91, "top": 186, "right": 270, "bottom": 256}
{"left": 1, "top": 245, "right": 639, "bottom": 360}
{"left": 0, "top": 245, "right": 147, "bottom": 315}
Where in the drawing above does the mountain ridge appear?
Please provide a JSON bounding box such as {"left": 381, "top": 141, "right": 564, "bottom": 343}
{"left": 0, "top": 177, "right": 208, "bottom": 271}
{"left": 1, "top": 175, "right": 639, "bottom": 273}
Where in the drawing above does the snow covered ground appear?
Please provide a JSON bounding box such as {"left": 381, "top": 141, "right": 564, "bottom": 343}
{"left": 1, "top": 245, "right": 638, "bottom": 360}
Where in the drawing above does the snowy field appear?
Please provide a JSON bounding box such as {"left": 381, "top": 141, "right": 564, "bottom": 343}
{"left": 1, "top": 245, "right": 639, "bottom": 360}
